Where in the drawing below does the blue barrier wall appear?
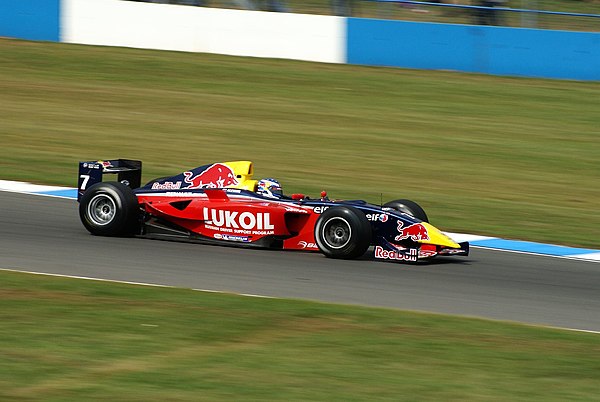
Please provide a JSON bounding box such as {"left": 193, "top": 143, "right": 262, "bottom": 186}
{"left": 0, "top": 0, "right": 598, "bottom": 80}
{"left": 0, "top": 0, "right": 60, "bottom": 42}
{"left": 347, "top": 18, "right": 600, "bottom": 80}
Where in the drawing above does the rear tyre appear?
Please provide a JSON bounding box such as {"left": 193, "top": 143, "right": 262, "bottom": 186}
{"left": 383, "top": 199, "right": 429, "bottom": 222}
{"left": 314, "top": 206, "right": 372, "bottom": 259}
{"left": 79, "top": 182, "right": 139, "bottom": 236}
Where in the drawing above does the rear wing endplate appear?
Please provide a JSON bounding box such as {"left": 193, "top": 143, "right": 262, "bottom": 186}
{"left": 78, "top": 159, "right": 142, "bottom": 201}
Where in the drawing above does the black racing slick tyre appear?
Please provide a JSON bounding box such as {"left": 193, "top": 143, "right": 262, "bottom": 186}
{"left": 314, "top": 206, "right": 372, "bottom": 259}
{"left": 383, "top": 199, "right": 429, "bottom": 223}
{"left": 79, "top": 182, "right": 139, "bottom": 236}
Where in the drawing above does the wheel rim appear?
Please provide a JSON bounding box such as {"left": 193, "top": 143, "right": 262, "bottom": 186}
{"left": 321, "top": 217, "right": 351, "bottom": 249}
{"left": 87, "top": 194, "right": 116, "bottom": 226}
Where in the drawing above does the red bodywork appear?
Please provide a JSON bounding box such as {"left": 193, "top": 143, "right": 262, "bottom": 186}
{"left": 135, "top": 189, "right": 320, "bottom": 250}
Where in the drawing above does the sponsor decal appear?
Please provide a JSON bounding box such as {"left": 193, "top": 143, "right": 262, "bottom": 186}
{"left": 374, "top": 246, "right": 418, "bottom": 262}
{"left": 203, "top": 207, "right": 275, "bottom": 235}
{"left": 151, "top": 181, "right": 181, "bottom": 190}
{"left": 183, "top": 163, "right": 239, "bottom": 189}
{"left": 438, "top": 248, "right": 465, "bottom": 255}
{"left": 419, "top": 244, "right": 438, "bottom": 258}
{"left": 419, "top": 249, "right": 438, "bottom": 258}
{"left": 298, "top": 241, "right": 318, "bottom": 249}
{"left": 166, "top": 192, "right": 198, "bottom": 196}
{"left": 313, "top": 206, "right": 330, "bottom": 214}
{"left": 366, "top": 213, "right": 389, "bottom": 222}
{"left": 214, "top": 233, "right": 250, "bottom": 242}
{"left": 394, "top": 221, "right": 430, "bottom": 242}
{"left": 285, "top": 206, "right": 309, "bottom": 214}
{"left": 83, "top": 162, "right": 101, "bottom": 170}
{"left": 98, "top": 160, "right": 113, "bottom": 171}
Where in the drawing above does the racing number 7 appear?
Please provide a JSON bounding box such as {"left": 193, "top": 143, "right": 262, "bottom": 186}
{"left": 80, "top": 174, "right": 90, "bottom": 190}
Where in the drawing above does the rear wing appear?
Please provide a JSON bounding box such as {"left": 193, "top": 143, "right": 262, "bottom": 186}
{"left": 78, "top": 159, "right": 142, "bottom": 201}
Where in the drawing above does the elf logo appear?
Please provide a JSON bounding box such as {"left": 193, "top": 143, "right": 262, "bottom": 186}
{"left": 365, "top": 213, "right": 389, "bottom": 222}
{"left": 313, "top": 206, "right": 330, "bottom": 214}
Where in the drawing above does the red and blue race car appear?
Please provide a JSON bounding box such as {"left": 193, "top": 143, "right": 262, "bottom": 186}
{"left": 77, "top": 159, "right": 468, "bottom": 262}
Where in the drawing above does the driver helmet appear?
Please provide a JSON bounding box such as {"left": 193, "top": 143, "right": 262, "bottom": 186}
{"left": 257, "top": 178, "right": 283, "bottom": 198}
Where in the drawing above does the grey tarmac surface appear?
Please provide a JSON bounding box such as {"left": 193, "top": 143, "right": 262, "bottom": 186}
{"left": 1, "top": 191, "right": 599, "bottom": 331}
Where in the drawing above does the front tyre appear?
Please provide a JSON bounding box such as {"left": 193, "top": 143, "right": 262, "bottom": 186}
{"left": 314, "top": 206, "right": 372, "bottom": 259}
{"left": 383, "top": 199, "right": 429, "bottom": 222}
{"left": 79, "top": 182, "right": 139, "bottom": 236}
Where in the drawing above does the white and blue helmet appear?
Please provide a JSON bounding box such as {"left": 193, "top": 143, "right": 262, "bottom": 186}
{"left": 257, "top": 178, "right": 283, "bottom": 198}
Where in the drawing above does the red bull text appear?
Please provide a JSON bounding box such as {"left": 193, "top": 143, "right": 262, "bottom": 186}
{"left": 151, "top": 181, "right": 182, "bottom": 190}
{"left": 374, "top": 246, "right": 418, "bottom": 262}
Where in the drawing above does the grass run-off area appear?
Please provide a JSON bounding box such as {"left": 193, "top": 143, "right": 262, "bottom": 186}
{"left": 1, "top": 39, "right": 599, "bottom": 247}
{"left": 1, "top": 270, "right": 599, "bottom": 401}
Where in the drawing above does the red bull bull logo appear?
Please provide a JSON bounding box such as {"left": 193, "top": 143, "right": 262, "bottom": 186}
{"left": 395, "top": 221, "right": 430, "bottom": 242}
{"left": 183, "top": 163, "right": 239, "bottom": 189}
{"left": 98, "top": 160, "right": 113, "bottom": 171}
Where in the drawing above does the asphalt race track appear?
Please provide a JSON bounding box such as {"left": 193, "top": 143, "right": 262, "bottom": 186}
{"left": 1, "top": 191, "right": 599, "bottom": 332}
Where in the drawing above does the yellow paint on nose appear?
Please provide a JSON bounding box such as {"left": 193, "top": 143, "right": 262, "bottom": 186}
{"left": 419, "top": 222, "right": 461, "bottom": 248}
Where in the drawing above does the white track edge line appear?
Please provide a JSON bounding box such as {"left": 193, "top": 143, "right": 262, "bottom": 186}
{"left": 2, "top": 267, "right": 598, "bottom": 335}
{"left": 470, "top": 245, "right": 600, "bottom": 263}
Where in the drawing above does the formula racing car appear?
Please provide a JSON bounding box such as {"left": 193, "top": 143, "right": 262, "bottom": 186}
{"left": 77, "top": 159, "right": 469, "bottom": 263}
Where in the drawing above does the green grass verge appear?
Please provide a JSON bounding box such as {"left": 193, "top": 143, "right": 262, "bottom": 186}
{"left": 1, "top": 39, "right": 599, "bottom": 247}
{"left": 1, "top": 270, "right": 598, "bottom": 401}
